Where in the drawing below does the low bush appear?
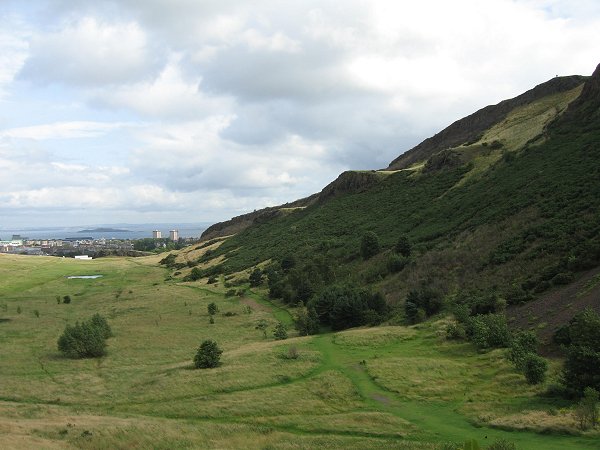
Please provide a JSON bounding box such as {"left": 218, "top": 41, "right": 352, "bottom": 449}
{"left": 193, "top": 340, "right": 222, "bottom": 369}
{"left": 57, "top": 314, "right": 112, "bottom": 359}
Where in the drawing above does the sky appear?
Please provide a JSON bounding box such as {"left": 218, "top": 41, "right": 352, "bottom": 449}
{"left": 0, "top": 0, "right": 599, "bottom": 228}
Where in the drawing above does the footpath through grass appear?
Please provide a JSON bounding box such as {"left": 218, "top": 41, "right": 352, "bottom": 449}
{"left": 0, "top": 254, "right": 597, "bottom": 449}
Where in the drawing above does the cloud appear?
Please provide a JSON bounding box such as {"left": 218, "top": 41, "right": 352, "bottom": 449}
{"left": 18, "top": 16, "right": 160, "bottom": 86}
{"left": 0, "top": 121, "right": 131, "bottom": 140}
{"left": 0, "top": 0, "right": 599, "bottom": 227}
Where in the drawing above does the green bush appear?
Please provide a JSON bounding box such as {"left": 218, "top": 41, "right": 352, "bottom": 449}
{"left": 207, "top": 302, "right": 218, "bottom": 316}
{"left": 294, "top": 307, "right": 319, "bottom": 336}
{"left": 446, "top": 322, "right": 466, "bottom": 340}
{"left": 57, "top": 315, "right": 112, "bottom": 359}
{"left": 193, "top": 340, "right": 222, "bottom": 368}
{"left": 523, "top": 354, "right": 548, "bottom": 384}
{"left": 575, "top": 387, "right": 599, "bottom": 430}
{"left": 387, "top": 254, "right": 408, "bottom": 273}
{"left": 468, "top": 314, "right": 511, "bottom": 350}
{"left": 273, "top": 322, "right": 288, "bottom": 340}
{"left": 405, "top": 288, "right": 443, "bottom": 324}
{"left": 509, "top": 330, "right": 538, "bottom": 371}
{"left": 360, "top": 231, "right": 380, "bottom": 259}
{"left": 394, "top": 235, "right": 411, "bottom": 257}
{"left": 249, "top": 268, "right": 263, "bottom": 286}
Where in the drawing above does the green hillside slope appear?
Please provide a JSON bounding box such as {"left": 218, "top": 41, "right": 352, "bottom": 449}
{"left": 189, "top": 65, "right": 599, "bottom": 323}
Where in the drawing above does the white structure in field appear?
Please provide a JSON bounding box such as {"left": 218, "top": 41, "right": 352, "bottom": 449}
{"left": 169, "top": 229, "right": 179, "bottom": 241}
{"left": 152, "top": 230, "right": 162, "bottom": 239}
{"left": 74, "top": 255, "right": 92, "bottom": 260}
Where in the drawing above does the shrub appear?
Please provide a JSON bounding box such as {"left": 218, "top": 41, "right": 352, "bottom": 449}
{"left": 273, "top": 322, "right": 288, "bottom": 340}
{"left": 509, "top": 330, "right": 538, "bottom": 371}
{"left": 193, "top": 340, "right": 222, "bottom": 368}
{"left": 446, "top": 322, "right": 466, "bottom": 340}
{"left": 360, "top": 231, "right": 380, "bottom": 259}
{"left": 468, "top": 314, "right": 511, "bottom": 349}
{"left": 310, "top": 285, "right": 389, "bottom": 330}
{"left": 387, "top": 254, "right": 408, "bottom": 273}
{"left": 207, "top": 276, "right": 218, "bottom": 284}
{"left": 63, "top": 295, "right": 71, "bottom": 304}
{"left": 207, "top": 302, "right": 218, "bottom": 316}
{"left": 57, "top": 319, "right": 109, "bottom": 359}
{"left": 405, "top": 288, "right": 443, "bottom": 324}
{"left": 395, "top": 235, "right": 411, "bottom": 257}
{"left": 575, "top": 387, "right": 599, "bottom": 430}
{"left": 523, "top": 354, "right": 548, "bottom": 384}
{"left": 249, "top": 268, "right": 263, "bottom": 286}
{"left": 294, "top": 307, "right": 320, "bottom": 336}
{"left": 563, "top": 346, "right": 600, "bottom": 395}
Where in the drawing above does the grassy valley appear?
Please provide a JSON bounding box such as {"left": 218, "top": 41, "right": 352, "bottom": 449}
{"left": 0, "top": 253, "right": 598, "bottom": 449}
{"left": 2, "top": 67, "right": 600, "bottom": 449}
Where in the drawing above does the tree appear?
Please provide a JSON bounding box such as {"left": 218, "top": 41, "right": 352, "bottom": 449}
{"left": 273, "top": 322, "right": 288, "bottom": 340}
{"left": 280, "top": 255, "right": 296, "bottom": 272}
{"left": 395, "top": 235, "right": 411, "bottom": 257}
{"left": 575, "top": 387, "right": 599, "bottom": 430}
{"left": 509, "top": 330, "right": 538, "bottom": 371}
{"left": 193, "top": 340, "right": 222, "bottom": 368}
{"left": 523, "top": 354, "right": 547, "bottom": 384}
{"left": 249, "top": 268, "right": 263, "bottom": 287}
{"left": 57, "top": 319, "right": 109, "bottom": 359}
{"left": 207, "top": 302, "right": 218, "bottom": 316}
{"left": 560, "top": 309, "right": 600, "bottom": 395}
{"left": 294, "top": 307, "right": 319, "bottom": 336}
{"left": 360, "top": 231, "right": 380, "bottom": 259}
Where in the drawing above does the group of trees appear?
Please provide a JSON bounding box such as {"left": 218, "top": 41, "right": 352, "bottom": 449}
{"left": 307, "top": 284, "right": 389, "bottom": 331}
{"left": 57, "top": 314, "right": 113, "bottom": 359}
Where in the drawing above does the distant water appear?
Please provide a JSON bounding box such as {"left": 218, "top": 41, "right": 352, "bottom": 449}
{"left": 0, "top": 223, "right": 211, "bottom": 241}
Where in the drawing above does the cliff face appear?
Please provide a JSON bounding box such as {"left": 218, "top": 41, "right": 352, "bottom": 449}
{"left": 386, "top": 75, "right": 587, "bottom": 170}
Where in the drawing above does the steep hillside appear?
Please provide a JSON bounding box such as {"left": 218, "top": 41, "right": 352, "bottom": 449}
{"left": 189, "top": 65, "right": 599, "bottom": 332}
{"left": 386, "top": 75, "right": 587, "bottom": 170}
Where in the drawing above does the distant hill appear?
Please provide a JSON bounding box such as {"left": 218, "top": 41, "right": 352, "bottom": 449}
{"left": 191, "top": 63, "right": 600, "bottom": 335}
{"left": 78, "top": 227, "right": 130, "bottom": 233}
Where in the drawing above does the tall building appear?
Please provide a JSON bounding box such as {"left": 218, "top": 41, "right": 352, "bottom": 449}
{"left": 169, "top": 229, "right": 179, "bottom": 241}
{"left": 152, "top": 230, "right": 162, "bottom": 239}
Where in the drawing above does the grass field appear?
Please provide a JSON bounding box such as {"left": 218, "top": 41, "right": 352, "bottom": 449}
{"left": 0, "top": 253, "right": 598, "bottom": 449}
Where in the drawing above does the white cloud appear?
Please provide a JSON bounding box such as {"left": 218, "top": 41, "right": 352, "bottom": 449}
{"left": 19, "top": 16, "right": 159, "bottom": 86}
{"left": 0, "top": 0, "right": 598, "bottom": 227}
{"left": 0, "top": 121, "right": 131, "bottom": 140}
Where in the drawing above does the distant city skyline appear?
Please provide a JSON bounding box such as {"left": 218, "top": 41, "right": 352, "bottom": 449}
{"left": 1, "top": 1, "right": 599, "bottom": 227}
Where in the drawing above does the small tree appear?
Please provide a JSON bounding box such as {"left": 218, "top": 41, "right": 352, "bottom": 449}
{"left": 58, "top": 322, "right": 106, "bottom": 359}
{"left": 523, "top": 354, "right": 547, "bottom": 384}
{"left": 395, "top": 235, "right": 411, "bottom": 257}
{"left": 509, "top": 330, "right": 538, "bottom": 371}
{"left": 63, "top": 295, "right": 71, "bottom": 304}
{"left": 575, "top": 387, "right": 599, "bottom": 430}
{"left": 294, "top": 307, "right": 320, "bottom": 336}
{"left": 360, "top": 231, "right": 380, "bottom": 259}
{"left": 193, "top": 340, "right": 222, "bottom": 368}
{"left": 207, "top": 302, "right": 218, "bottom": 316}
{"left": 249, "top": 268, "right": 263, "bottom": 287}
{"left": 273, "top": 322, "right": 288, "bottom": 340}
